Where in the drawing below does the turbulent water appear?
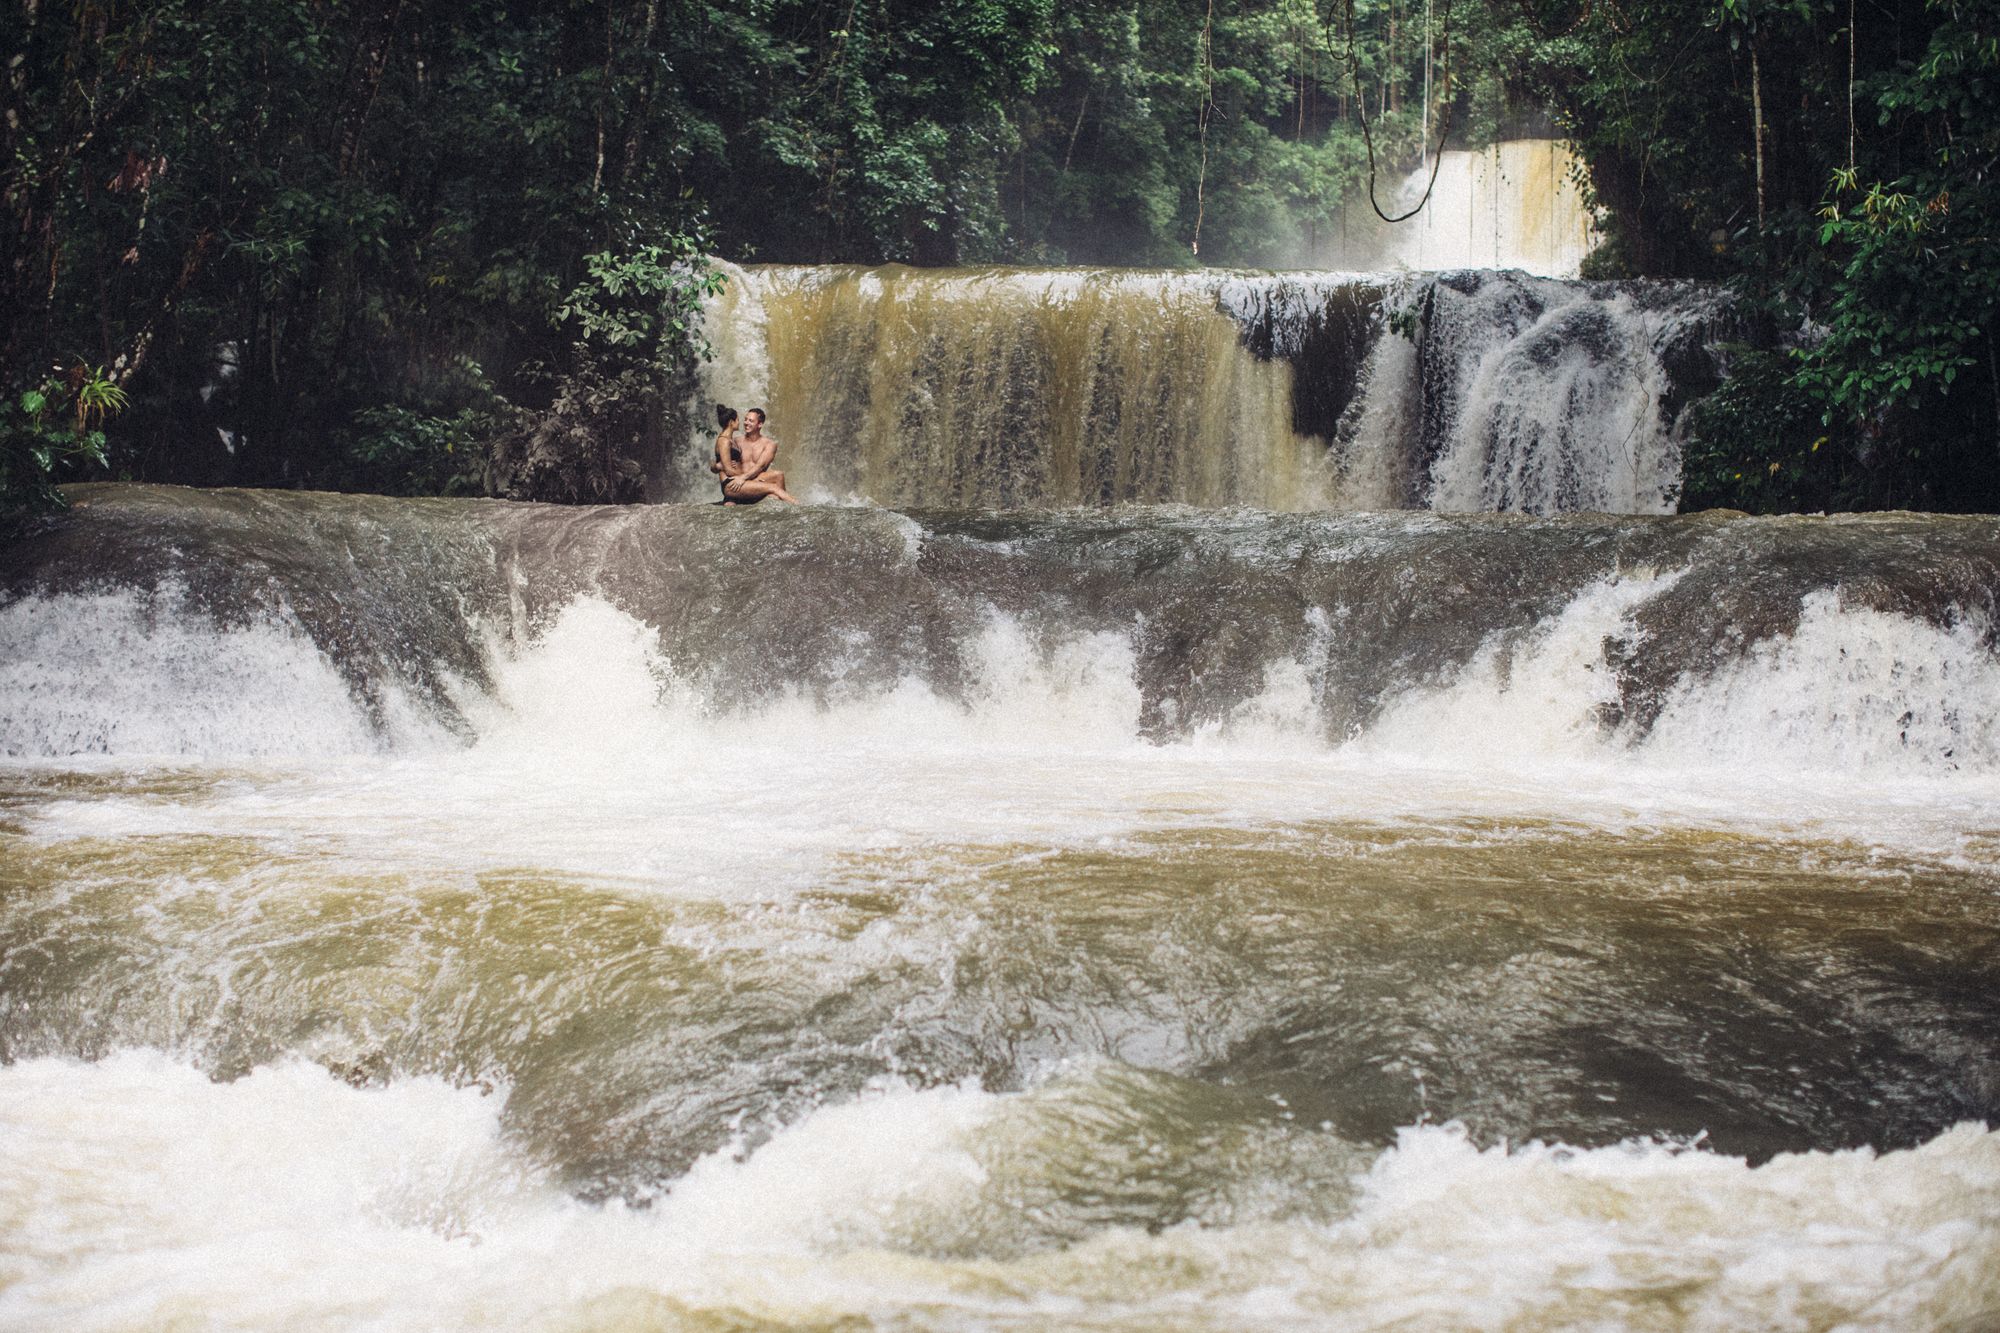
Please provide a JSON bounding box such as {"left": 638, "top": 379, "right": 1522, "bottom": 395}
{"left": 692, "top": 266, "right": 1724, "bottom": 516}
{"left": 2, "top": 484, "right": 1998, "bottom": 1329}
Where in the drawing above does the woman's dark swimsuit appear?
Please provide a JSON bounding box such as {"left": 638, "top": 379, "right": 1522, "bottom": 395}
{"left": 716, "top": 433, "right": 757, "bottom": 503}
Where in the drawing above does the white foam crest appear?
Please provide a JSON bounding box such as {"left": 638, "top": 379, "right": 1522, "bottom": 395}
{"left": 1319, "top": 1118, "right": 2000, "bottom": 1328}
{"left": 0, "top": 586, "right": 404, "bottom": 760}
{"left": 468, "top": 597, "right": 1147, "bottom": 759}
{"left": 0, "top": 1052, "right": 544, "bottom": 1329}
{"left": 1363, "top": 571, "right": 1680, "bottom": 764}
{"left": 1188, "top": 609, "right": 1341, "bottom": 757}
{"left": 957, "top": 613, "right": 1145, "bottom": 745}
{"left": 5, "top": 1053, "right": 1997, "bottom": 1329}
{"left": 14, "top": 587, "right": 1996, "bottom": 878}
{"left": 1644, "top": 591, "right": 2000, "bottom": 777}
{"left": 0, "top": 1056, "right": 1043, "bottom": 1327}
{"left": 659, "top": 1078, "right": 998, "bottom": 1252}
{"left": 459, "top": 598, "right": 683, "bottom": 762}
{"left": 200, "top": 598, "right": 1166, "bottom": 886}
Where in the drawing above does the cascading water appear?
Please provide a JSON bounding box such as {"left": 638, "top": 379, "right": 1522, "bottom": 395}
{"left": 696, "top": 267, "right": 1321, "bottom": 509}
{"left": 4, "top": 485, "right": 2000, "bottom": 1327}
{"left": 691, "top": 264, "right": 1725, "bottom": 515}
{"left": 1323, "top": 139, "right": 1603, "bottom": 276}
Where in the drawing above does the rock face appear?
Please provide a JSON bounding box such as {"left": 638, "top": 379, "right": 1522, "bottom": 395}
{"left": 6, "top": 486, "right": 1995, "bottom": 767}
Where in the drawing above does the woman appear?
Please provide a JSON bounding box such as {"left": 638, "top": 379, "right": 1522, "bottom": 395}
{"left": 711, "top": 404, "right": 743, "bottom": 504}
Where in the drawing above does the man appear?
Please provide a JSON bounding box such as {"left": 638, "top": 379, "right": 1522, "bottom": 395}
{"left": 719, "top": 407, "right": 800, "bottom": 505}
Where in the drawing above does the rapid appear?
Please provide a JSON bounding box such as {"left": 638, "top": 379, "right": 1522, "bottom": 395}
{"left": 3, "top": 477, "right": 1998, "bottom": 1329}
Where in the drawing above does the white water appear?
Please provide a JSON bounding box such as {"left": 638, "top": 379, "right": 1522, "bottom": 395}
{"left": 1324, "top": 320, "right": 1421, "bottom": 508}
{"left": 1645, "top": 590, "right": 2000, "bottom": 778}
{"left": 1322, "top": 274, "right": 1711, "bottom": 516}
{"left": 1422, "top": 293, "right": 1685, "bottom": 515}
{"left": 3, "top": 1051, "right": 1995, "bottom": 1330}
{"left": 8, "top": 578, "right": 1999, "bottom": 882}
{"left": 695, "top": 262, "right": 1715, "bottom": 515}
{"left": 1318, "top": 139, "right": 1600, "bottom": 277}
{"left": 6, "top": 562, "right": 2000, "bottom": 1328}
{"left": 0, "top": 586, "right": 394, "bottom": 759}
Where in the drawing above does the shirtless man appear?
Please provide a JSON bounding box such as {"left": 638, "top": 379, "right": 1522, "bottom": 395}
{"left": 719, "top": 407, "right": 800, "bottom": 505}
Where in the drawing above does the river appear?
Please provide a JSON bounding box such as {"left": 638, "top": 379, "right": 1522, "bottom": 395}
{"left": 2, "top": 479, "right": 1997, "bottom": 1328}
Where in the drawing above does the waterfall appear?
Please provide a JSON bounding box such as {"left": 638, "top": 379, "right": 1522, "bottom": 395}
{"left": 1353, "top": 271, "right": 1722, "bottom": 514}
{"left": 8, "top": 487, "right": 1994, "bottom": 773}
{"left": 689, "top": 265, "right": 1725, "bottom": 515}
{"left": 694, "top": 267, "right": 1322, "bottom": 510}
{"left": 1324, "top": 139, "right": 1603, "bottom": 276}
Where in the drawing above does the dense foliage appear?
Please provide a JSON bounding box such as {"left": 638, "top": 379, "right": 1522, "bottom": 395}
{"left": 3, "top": 0, "right": 733, "bottom": 506}
{"left": 0, "top": 0, "right": 1534, "bottom": 507}
{"left": 2, "top": 0, "right": 1995, "bottom": 511}
{"left": 1516, "top": 0, "right": 2000, "bottom": 511}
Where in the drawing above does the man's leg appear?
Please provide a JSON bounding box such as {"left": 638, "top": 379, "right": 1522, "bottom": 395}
{"left": 728, "top": 479, "right": 797, "bottom": 504}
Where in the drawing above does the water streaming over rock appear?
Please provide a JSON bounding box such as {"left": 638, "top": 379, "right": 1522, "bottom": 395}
{"left": 692, "top": 265, "right": 1726, "bottom": 515}
{"left": 4, "top": 485, "right": 1998, "bottom": 1328}
{"left": 9, "top": 486, "right": 1995, "bottom": 762}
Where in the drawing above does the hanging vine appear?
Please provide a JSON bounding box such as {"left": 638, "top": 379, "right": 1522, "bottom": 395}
{"left": 1193, "top": 0, "right": 1216, "bottom": 255}
{"left": 1331, "top": 0, "right": 1457, "bottom": 223}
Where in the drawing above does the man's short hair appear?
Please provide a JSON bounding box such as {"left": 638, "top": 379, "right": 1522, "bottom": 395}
{"left": 747, "top": 407, "right": 767, "bottom": 423}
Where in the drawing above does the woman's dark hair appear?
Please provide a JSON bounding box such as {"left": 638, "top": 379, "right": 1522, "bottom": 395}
{"left": 715, "top": 404, "right": 738, "bottom": 429}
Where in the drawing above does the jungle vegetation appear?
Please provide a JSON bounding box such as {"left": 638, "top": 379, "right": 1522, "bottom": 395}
{"left": 2, "top": 0, "right": 1996, "bottom": 513}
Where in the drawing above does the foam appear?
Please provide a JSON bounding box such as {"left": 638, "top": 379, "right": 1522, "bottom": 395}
{"left": 9, "top": 586, "right": 1999, "bottom": 879}
{"left": 0, "top": 586, "right": 390, "bottom": 760}
{"left": 1644, "top": 590, "right": 2000, "bottom": 777}
{"left": 462, "top": 585, "right": 2000, "bottom": 790}
{"left": 1362, "top": 571, "right": 1681, "bottom": 764}
{"left": 3, "top": 1053, "right": 1995, "bottom": 1329}
{"left": 9, "top": 545, "right": 1996, "bottom": 790}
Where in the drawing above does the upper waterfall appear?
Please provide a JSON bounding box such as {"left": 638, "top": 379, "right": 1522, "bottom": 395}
{"left": 1324, "top": 140, "right": 1602, "bottom": 277}
{"left": 689, "top": 265, "right": 1724, "bottom": 515}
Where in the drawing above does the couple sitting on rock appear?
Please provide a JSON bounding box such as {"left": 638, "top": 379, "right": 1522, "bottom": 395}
{"left": 711, "top": 405, "right": 800, "bottom": 505}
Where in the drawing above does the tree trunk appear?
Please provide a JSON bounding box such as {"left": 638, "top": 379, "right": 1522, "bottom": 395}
{"left": 1847, "top": 0, "right": 1856, "bottom": 170}
{"left": 1751, "top": 37, "right": 1765, "bottom": 227}
{"left": 619, "top": 0, "right": 661, "bottom": 185}
{"left": 1387, "top": 13, "right": 1400, "bottom": 113}
{"left": 338, "top": 0, "right": 408, "bottom": 179}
